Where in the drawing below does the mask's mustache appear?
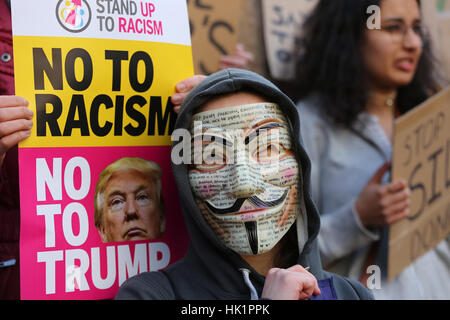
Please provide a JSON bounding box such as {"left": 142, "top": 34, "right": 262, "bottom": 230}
{"left": 205, "top": 190, "right": 288, "bottom": 215}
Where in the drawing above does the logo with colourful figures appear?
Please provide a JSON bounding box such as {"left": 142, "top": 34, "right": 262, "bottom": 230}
{"left": 56, "top": 0, "right": 92, "bottom": 33}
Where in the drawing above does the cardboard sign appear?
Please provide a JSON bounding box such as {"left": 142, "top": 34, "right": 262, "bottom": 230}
{"left": 12, "top": 0, "right": 192, "bottom": 300}
{"left": 187, "top": 0, "right": 241, "bottom": 75}
{"left": 388, "top": 87, "right": 450, "bottom": 281}
{"left": 261, "top": 0, "right": 318, "bottom": 80}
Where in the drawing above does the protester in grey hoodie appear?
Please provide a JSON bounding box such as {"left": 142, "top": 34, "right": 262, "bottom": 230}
{"left": 115, "top": 69, "right": 373, "bottom": 300}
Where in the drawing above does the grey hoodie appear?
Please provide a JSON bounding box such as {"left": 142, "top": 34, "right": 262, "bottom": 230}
{"left": 115, "top": 69, "right": 373, "bottom": 300}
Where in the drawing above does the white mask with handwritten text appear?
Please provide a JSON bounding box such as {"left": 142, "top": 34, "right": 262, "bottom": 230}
{"left": 188, "top": 103, "right": 308, "bottom": 255}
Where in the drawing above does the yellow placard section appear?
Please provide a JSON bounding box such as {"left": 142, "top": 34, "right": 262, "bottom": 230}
{"left": 14, "top": 36, "right": 193, "bottom": 148}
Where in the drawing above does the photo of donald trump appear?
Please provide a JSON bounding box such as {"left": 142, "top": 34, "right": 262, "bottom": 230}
{"left": 94, "top": 157, "right": 166, "bottom": 243}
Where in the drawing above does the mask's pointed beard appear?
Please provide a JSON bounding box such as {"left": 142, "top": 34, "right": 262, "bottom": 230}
{"left": 245, "top": 221, "right": 258, "bottom": 255}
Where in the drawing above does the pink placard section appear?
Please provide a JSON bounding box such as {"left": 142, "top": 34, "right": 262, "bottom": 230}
{"left": 19, "top": 146, "right": 189, "bottom": 300}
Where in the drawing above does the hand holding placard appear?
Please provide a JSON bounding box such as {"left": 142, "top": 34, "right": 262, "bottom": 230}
{"left": 0, "top": 96, "right": 33, "bottom": 165}
{"left": 388, "top": 87, "right": 450, "bottom": 281}
{"left": 355, "top": 162, "right": 410, "bottom": 228}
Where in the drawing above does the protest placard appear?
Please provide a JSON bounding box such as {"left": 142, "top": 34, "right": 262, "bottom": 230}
{"left": 261, "top": 0, "right": 318, "bottom": 80}
{"left": 187, "top": 0, "right": 241, "bottom": 75}
{"left": 388, "top": 87, "right": 450, "bottom": 281}
{"left": 12, "top": 0, "right": 192, "bottom": 299}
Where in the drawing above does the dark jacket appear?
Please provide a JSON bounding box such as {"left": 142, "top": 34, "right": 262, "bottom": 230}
{"left": 0, "top": 0, "right": 20, "bottom": 300}
{"left": 115, "top": 69, "right": 374, "bottom": 300}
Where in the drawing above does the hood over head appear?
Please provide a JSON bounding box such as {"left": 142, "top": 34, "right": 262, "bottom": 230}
{"left": 115, "top": 69, "right": 373, "bottom": 300}
{"left": 170, "top": 68, "right": 325, "bottom": 292}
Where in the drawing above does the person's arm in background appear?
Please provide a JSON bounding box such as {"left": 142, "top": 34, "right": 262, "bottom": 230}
{"left": 296, "top": 104, "right": 369, "bottom": 267}
{"left": 218, "top": 43, "right": 254, "bottom": 70}
{"left": 0, "top": 96, "right": 33, "bottom": 167}
{"left": 299, "top": 104, "right": 409, "bottom": 268}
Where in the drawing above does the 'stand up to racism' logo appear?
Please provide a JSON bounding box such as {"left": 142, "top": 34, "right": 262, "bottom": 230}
{"left": 56, "top": 0, "right": 92, "bottom": 33}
